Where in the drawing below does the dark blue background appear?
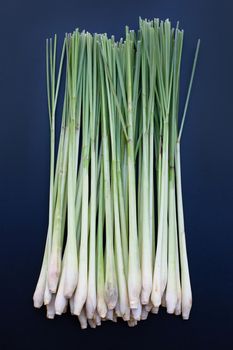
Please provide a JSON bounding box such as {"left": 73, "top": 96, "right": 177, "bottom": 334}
{"left": 0, "top": 0, "right": 232, "bottom": 349}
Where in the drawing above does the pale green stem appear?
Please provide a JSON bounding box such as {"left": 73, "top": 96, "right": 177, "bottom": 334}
{"left": 112, "top": 160, "right": 129, "bottom": 317}
{"left": 96, "top": 165, "right": 107, "bottom": 318}
{"left": 126, "top": 35, "right": 141, "bottom": 308}
{"left": 151, "top": 121, "right": 168, "bottom": 307}
{"left": 175, "top": 141, "right": 192, "bottom": 319}
{"left": 166, "top": 166, "right": 180, "bottom": 314}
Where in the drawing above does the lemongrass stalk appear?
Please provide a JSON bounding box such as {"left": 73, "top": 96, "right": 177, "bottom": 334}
{"left": 175, "top": 142, "right": 192, "bottom": 319}
{"left": 86, "top": 168, "right": 97, "bottom": 316}
{"left": 156, "top": 134, "right": 162, "bottom": 210}
{"left": 34, "top": 38, "right": 55, "bottom": 307}
{"left": 75, "top": 158, "right": 83, "bottom": 234}
{"left": 48, "top": 123, "right": 69, "bottom": 293}
{"left": 74, "top": 37, "right": 90, "bottom": 313}
{"left": 152, "top": 20, "right": 173, "bottom": 307}
{"left": 141, "top": 20, "right": 156, "bottom": 271}
{"left": 155, "top": 109, "right": 163, "bottom": 214}
{"left": 122, "top": 147, "right": 128, "bottom": 226}
{"left": 71, "top": 36, "right": 88, "bottom": 310}
{"left": 175, "top": 39, "right": 200, "bottom": 319}
{"left": 33, "top": 255, "right": 47, "bottom": 308}
{"left": 116, "top": 84, "right": 128, "bottom": 276}
{"left": 151, "top": 121, "right": 169, "bottom": 307}
{"left": 64, "top": 34, "right": 79, "bottom": 298}
{"left": 54, "top": 175, "right": 69, "bottom": 314}
{"left": 44, "top": 36, "right": 61, "bottom": 303}
{"left": 63, "top": 33, "right": 82, "bottom": 300}
{"left": 141, "top": 41, "right": 152, "bottom": 305}
{"left": 117, "top": 156, "right": 128, "bottom": 275}
{"left": 98, "top": 42, "right": 118, "bottom": 309}
{"left": 101, "top": 39, "right": 129, "bottom": 290}
{"left": 149, "top": 119, "right": 155, "bottom": 263}
{"left": 175, "top": 209, "right": 182, "bottom": 316}
{"left": 125, "top": 28, "right": 141, "bottom": 308}
{"left": 70, "top": 29, "right": 83, "bottom": 259}
{"left": 112, "top": 160, "right": 129, "bottom": 317}
{"left": 160, "top": 127, "right": 169, "bottom": 296}
{"left": 86, "top": 34, "right": 98, "bottom": 319}
{"left": 96, "top": 162, "right": 107, "bottom": 318}
{"left": 113, "top": 177, "right": 129, "bottom": 312}
{"left": 74, "top": 33, "right": 84, "bottom": 177}
{"left": 132, "top": 39, "right": 141, "bottom": 141}
{"left": 102, "top": 136, "right": 117, "bottom": 310}
{"left": 160, "top": 20, "right": 174, "bottom": 300}
{"left": 33, "top": 35, "right": 65, "bottom": 307}
{"left": 153, "top": 24, "right": 165, "bottom": 224}
{"left": 167, "top": 29, "right": 182, "bottom": 314}
{"left": 103, "top": 37, "right": 129, "bottom": 318}
{"left": 115, "top": 44, "right": 129, "bottom": 286}
{"left": 137, "top": 143, "right": 143, "bottom": 262}
{"left": 164, "top": 26, "right": 180, "bottom": 314}
{"left": 152, "top": 188, "right": 156, "bottom": 263}
{"left": 115, "top": 44, "right": 129, "bottom": 231}
{"left": 166, "top": 167, "right": 179, "bottom": 313}
{"left": 141, "top": 147, "right": 152, "bottom": 304}
{"left": 121, "top": 147, "right": 129, "bottom": 276}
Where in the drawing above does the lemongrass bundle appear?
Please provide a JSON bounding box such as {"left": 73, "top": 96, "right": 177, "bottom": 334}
{"left": 33, "top": 18, "right": 200, "bottom": 328}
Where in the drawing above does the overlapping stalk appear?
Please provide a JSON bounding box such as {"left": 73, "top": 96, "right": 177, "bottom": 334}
{"left": 33, "top": 18, "right": 200, "bottom": 328}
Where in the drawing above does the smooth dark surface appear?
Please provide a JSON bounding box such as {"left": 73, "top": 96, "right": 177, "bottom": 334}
{"left": 0, "top": 0, "right": 232, "bottom": 349}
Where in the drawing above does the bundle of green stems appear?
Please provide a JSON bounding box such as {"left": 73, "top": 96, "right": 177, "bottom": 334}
{"left": 33, "top": 18, "right": 200, "bottom": 328}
